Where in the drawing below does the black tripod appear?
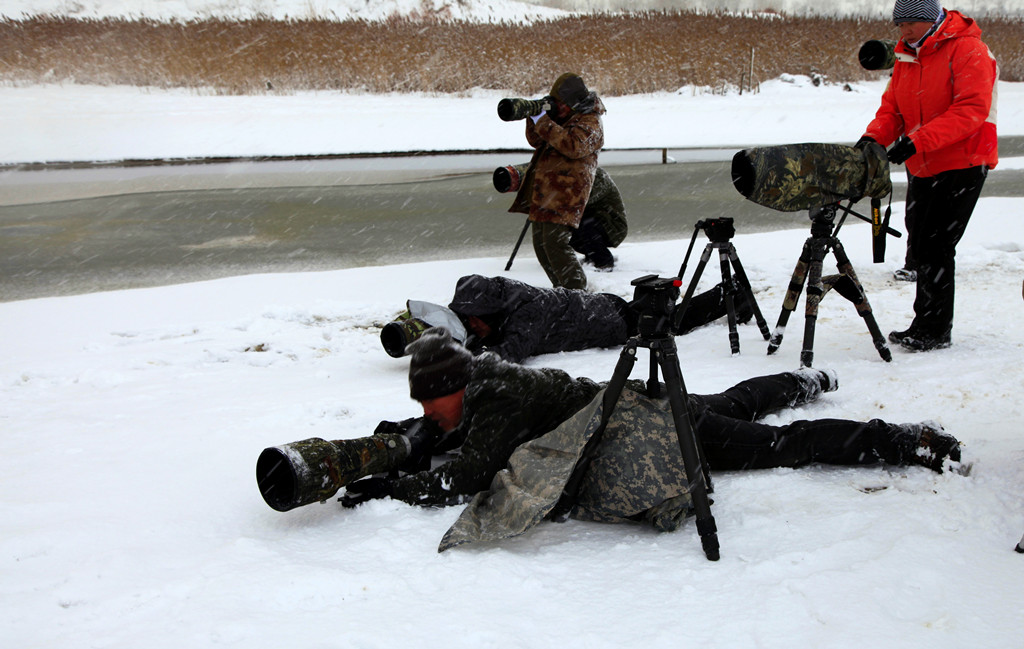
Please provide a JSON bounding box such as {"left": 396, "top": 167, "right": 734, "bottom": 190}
{"left": 551, "top": 275, "right": 720, "bottom": 561}
{"left": 675, "top": 218, "right": 770, "bottom": 355}
{"left": 767, "top": 202, "right": 892, "bottom": 367}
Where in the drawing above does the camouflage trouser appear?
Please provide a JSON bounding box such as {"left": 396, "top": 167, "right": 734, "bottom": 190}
{"left": 531, "top": 221, "right": 587, "bottom": 290}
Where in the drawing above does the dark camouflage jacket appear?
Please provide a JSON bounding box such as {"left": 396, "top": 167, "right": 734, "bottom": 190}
{"left": 449, "top": 274, "right": 629, "bottom": 364}
{"left": 509, "top": 98, "right": 606, "bottom": 228}
{"left": 438, "top": 386, "right": 693, "bottom": 552}
{"left": 388, "top": 353, "right": 603, "bottom": 506}
{"left": 584, "top": 167, "right": 628, "bottom": 247}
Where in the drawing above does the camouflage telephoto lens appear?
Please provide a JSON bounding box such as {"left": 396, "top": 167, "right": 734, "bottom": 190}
{"left": 496, "top": 97, "right": 550, "bottom": 121}
{"left": 731, "top": 142, "right": 891, "bottom": 213}
{"left": 256, "top": 435, "right": 412, "bottom": 511}
{"left": 380, "top": 315, "right": 433, "bottom": 358}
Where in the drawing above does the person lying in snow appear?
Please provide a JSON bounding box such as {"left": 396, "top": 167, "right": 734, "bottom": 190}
{"left": 345, "top": 329, "right": 963, "bottom": 543}
{"left": 382, "top": 274, "right": 753, "bottom": 364}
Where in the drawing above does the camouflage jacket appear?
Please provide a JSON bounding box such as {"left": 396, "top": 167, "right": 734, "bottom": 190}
{"left": 508, "top": 98, "right": 606, "bottom": 228}
{"left": 584, "top": 167, "right": 628, "bottom": 247}
{"left": 439, "top": 386, "right": 694, "bottom": 552}
{"left": 449, "top": 274, "right": 629, "bottom": 364}
{"left": 388, "top": 354, "right": 603, "bottom": 506}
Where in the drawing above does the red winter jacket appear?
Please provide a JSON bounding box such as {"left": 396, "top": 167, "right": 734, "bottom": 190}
{"left": 864, "top": 10, "right": 998, "bottom": 177}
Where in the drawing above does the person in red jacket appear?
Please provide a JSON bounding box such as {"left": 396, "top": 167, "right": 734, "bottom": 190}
{"left": 858, "top": 0, "right": 998, "bottom": 352}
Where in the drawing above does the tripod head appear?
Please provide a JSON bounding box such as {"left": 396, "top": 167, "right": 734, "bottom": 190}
{"left": 809, "top": 202, "right": 840, "bottom": 238}
{"left": 696, "top": 217, "right": 735, "bottom": 243}
{"left": 628, "top": 275, "right": 682, "bottom": 341}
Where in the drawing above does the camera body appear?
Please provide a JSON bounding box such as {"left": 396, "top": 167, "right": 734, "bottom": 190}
{"left": 497, "top": 96, "right": 553, "bottom": 122}
{"left": 630, "top": 274, "right": 682, "bottom": 339}
{"left": 695, "top": 217, "right": 735, "bottom": 243}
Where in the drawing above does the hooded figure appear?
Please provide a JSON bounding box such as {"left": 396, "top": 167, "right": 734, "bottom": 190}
{"left": 448, "top": 275, "right": 753, "bottom": 365}
{"left": 509, "top": 73, "right": 606, "bottom": 290}
{"left": 450, "top": 275, "right": 630, "bottom": 364}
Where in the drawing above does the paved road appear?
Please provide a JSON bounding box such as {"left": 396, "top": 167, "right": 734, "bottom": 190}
{"left": 3, "top": 139, "right": 1024, "bottom": 302}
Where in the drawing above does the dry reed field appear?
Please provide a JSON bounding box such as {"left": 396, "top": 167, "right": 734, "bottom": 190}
{"left": 1, "top": 12, "right": 1022, "bottom": 95}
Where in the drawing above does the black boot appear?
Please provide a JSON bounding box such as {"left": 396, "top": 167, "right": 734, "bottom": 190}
{"left": 893, "top": 422, "right": 962, "bottom": 472}
{"left": 898, "top": 330, "right": 952, "bottom": 352}
{"left": 790, "top": 367, "right": 839, "bottom": 403}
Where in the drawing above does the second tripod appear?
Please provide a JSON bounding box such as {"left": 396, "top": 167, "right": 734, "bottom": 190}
{"left": 675, "top": 218, "right": 770, "bottom": 355}
{"left": 767, "top": 202, "right": 892, "bottom": 367}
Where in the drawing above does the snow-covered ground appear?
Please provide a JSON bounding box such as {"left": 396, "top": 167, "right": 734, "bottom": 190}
{"left": 3, "top": 1, "right": 1024, "bottom": 647}
{"left": 3, "top": 75, "right": 1024, "bottom": 646}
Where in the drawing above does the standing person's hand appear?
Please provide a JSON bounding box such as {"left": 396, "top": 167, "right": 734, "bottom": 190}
{"left": 887, "top": 136, "right": 917, "bottom": 164}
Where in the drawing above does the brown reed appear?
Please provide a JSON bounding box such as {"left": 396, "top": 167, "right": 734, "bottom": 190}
{"left": 1, "top": 12, "right": 1021, "bottom": 95}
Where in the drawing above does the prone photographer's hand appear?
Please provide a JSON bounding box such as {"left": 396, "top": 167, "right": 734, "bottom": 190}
{"left": 341, "top": 477, "right": 393, "bottom": 508}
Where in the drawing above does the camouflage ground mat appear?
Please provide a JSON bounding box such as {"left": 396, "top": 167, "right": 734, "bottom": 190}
{"left": 438, "top": 387, "right": 693, "bottom": 552}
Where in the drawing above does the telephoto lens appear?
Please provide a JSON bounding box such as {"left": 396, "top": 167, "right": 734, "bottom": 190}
{"left": 496, "top": 97, "right": 551, "bottom": 122}
{"left": 256, "top": 435, "right": 411, "bottom": 511}
{"left": 492, "top": 163, "right": 528, "bottom": 193}
{"left": 859, "top": 39, "right": 897, "bottom": 71}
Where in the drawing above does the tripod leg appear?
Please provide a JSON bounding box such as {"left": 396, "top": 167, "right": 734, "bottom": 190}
{"left": 799, "top": 243, "right": 829, "bottom": 368}
{"left": 831, "top": 241, "right": 893, "bottom": 363}
{"left": 767, "top": 241, "right": 812, "bottom": 355}
{"left": 727, "top": 245, "right": 771, "bottom": 341}
{"left": 652, "top": 338, "right": 720, "bottom": 561}
{"left": 717, "top": 245, "right": 741, "bottom": 355}
{"left": 676, "top": 245, "right": 714, "bottom": 325}
{"left": 504, "top": 218, "right": 531, "bottom": 271}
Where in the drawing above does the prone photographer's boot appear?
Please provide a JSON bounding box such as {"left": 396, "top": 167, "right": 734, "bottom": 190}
{"left": 790, "top": 366, "right": 839, "bottom": 402}
{"left": 891, "top": 421, "right": 962, "bottom": 473}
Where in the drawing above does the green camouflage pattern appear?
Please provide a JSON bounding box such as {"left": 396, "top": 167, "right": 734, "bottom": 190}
{"left": 573, "top": 388, "right": 690, "bottom": 526}
{"left": 586, "top": 167, "right": 628, "bottom": 247}
{"left": 257, "top": 433, "right": 409, "bottom": 512}
{"left": 437, "top": 387, "right": 693, "bottom": 552}
{"left": 732, "top": 142, "right": 891, "bottom": 212}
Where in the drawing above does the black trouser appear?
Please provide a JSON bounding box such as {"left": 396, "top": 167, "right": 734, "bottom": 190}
{"left": 673, "top": 281, "right": 751, "bottom": 335}
{"left": 905, "top": 166, "right": 987, "bottom": 336}
{"left": 690, "top": 373, "right": 906, "bottom": 471}
{"left": 570, "top": 215, "right": 614, "bottom": 268}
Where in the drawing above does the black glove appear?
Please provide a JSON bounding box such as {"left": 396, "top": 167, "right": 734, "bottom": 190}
{"left": 854, "top": 135, "right": 877, "bottom": 150}
{"left": 340, "top": 477, "right": 393, "bottom": 508}
{"left": 887, "top": 136, "right": 917, "bottom": 164}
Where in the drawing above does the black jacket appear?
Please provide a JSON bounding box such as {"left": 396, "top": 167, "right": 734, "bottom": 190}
{"left": 389, "top": 353, "right": 603, "bottom": 506}
{"left": 448, "top": 275, "right": 630, "bottom": 364}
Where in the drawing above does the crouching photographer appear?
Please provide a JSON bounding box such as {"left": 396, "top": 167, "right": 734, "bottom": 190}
{"left": 496, "top": 165, "right": 627, "bottom": 270}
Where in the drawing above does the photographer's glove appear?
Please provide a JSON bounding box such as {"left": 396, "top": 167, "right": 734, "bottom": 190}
{"left": 340, "top": 477, "right": 393, "bottom": 508}
{"left": 887, "top": 136, "right": 917, "bottom": 165}
{"left": 529, "top": 112, "right": 545, "bottom": 124}
{"left": 854, "top": 136, "right": 877, "bottom": 150}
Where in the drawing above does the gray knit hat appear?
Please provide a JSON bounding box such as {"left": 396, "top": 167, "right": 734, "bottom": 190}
{"left": 407, "top": 328, "right": 473, "bottom": 400}
{"left": 893, "top": 0, "right": 941, "bottom": 24}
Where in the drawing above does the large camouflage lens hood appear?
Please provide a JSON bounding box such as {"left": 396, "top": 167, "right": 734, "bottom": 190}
{"left": 731, "top": 142, "right": 891, "bottom": 213}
